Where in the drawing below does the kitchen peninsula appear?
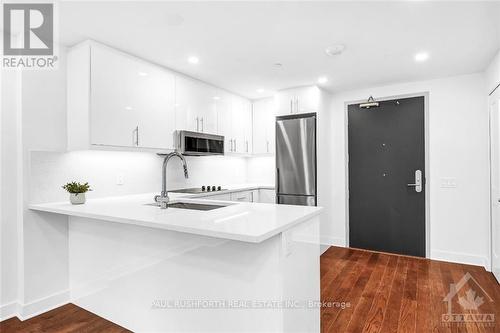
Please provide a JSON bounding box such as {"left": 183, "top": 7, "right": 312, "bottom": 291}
{"left": 29, "top": 190, "right": 323, "bottom": 332}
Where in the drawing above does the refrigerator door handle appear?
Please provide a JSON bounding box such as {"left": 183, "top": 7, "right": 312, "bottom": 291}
{"left": 276, "top": 168, "right": 280, "bottom": 194}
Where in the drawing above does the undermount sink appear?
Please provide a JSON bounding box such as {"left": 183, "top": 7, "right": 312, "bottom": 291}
{"left": 145, "top": 201, "right": 229, "bottom": 211}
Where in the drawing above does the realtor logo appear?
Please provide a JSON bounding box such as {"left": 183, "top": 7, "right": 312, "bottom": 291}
{"left": 2, "top": 2, "right": 58, "bottom": 69}
{"left": 442, "top": 272, "right": 495, "bottom": 327}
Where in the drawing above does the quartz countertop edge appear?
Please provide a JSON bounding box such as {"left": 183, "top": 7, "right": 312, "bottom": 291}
{"left": 29, "top": 188, "right": 322, "bottom": 243}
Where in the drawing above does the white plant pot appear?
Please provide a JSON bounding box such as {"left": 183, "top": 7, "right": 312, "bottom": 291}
{"left": 70, "top": 193, "right": 86, "bottom": 205}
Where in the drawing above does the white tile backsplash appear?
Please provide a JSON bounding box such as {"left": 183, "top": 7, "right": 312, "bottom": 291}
{"left": 29, "top": 150, "right": 249, "bottom": 204}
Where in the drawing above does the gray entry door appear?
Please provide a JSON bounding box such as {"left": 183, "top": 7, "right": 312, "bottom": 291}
{"left": 348, "top": 96, "right": 425, "bottom": 257}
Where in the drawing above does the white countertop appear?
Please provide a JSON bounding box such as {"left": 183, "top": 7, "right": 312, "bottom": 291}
{"left": 29, "top": 185, "right": 322, "bottom": 243}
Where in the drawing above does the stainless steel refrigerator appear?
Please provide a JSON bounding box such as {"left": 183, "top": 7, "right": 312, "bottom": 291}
{"left": 275, "top": 113, "right": 317, "bottom": 206}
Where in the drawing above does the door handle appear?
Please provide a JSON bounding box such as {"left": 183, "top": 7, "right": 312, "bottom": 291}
{"left": 407, "top": 170, "right": 422, "bottom": 193}
{"left": 133, "top": 126, "right": 139, "bottom": 146}
{"left": 276, "top": 168, "right": 280, "bottom": 194}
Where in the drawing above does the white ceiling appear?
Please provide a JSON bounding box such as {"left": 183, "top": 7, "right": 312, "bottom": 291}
{"left": 59, "top": 1, "right": 500, "bottom": 99}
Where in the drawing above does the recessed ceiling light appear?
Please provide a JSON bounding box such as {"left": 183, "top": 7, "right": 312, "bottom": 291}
{"left": 256, "top": 88, "right": 265, "bottom": 93}
{"left": 213, "top": 96, "right": 220, "bottom": 100}
{"left": 188, "top": 56, "right": 199, "bottom": 64}
{"left": 317, "top": 76, "right": 328, "bottom": 84}
{"left": 125, "top": 106, "right": 133, "bottom": 111}
{"left": 273, "top": 63, "right": 283, "bottom": 69}
{"left": 325, "top": 44, "right": 345, "bottom": 57}
{"left": 414, "top": 52, "right": 429, "bottom": 62}
{"left": 138, "top": 71, "right": 148, "bottom": 76}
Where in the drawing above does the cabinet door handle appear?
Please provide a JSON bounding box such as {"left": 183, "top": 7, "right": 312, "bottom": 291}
{"left": 196, "top": 117, "right": 199, "bottom": 132}
{"left": 290, "top": 99, "right": 293, "bottom": 114}
{"left": 234, "top": 139, "right": 236, "bottom": 152}
{"left": 200, "top": 117, "right": 204, "bottom": 132}
{"left": 229, "top": 139, "right": 233, "bottom": 152}
{"left": 266, "top": 140, "right": 269, "bottom": 153}
{"left": 246, "top": 140, "right": 248, "bottom": 153}
{"left": 133, "top": 126, "right": 139, "bottom": 146}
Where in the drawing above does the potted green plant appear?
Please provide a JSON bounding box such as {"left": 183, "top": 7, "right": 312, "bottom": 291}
{"left": 62, "top": 182, "right": 92, "bottom": 205}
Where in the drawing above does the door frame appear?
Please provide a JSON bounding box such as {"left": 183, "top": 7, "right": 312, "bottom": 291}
{"left": 344, "top": 92, "right": 430, "bottom": 258}
{"left": 488, "top": 86, "right": 500, "bottom": 273}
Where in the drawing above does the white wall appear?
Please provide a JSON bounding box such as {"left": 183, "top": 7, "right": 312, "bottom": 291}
{"left": 325, "top": 73, "right": 490, "bottom": 268}
{"left": 486, "top": 49, "right": 500, "bottom": 95}
{"left": 1, "top": 57, "right": 22, "bottom": 319}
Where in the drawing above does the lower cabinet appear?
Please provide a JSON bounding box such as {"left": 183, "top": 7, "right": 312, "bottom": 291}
{"left": 201, "top": 189, "right": 275, "bottom": 203}
{"left": 258, "top": 189, "right": 276, "bottom": 203}
{"left": 230, "top": 191, "right": 253, "bottom": 202}
{"left": 204, "top": 193, "right": 231, "bottom": 201}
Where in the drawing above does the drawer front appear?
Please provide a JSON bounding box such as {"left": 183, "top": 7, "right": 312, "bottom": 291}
{"left": 230, "top": 191, "right": 253, "bottom": 202}
{"left": 203, "top": 193, "right": 231, "bottom": 201}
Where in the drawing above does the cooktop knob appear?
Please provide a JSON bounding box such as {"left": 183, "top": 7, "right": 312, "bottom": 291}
{"left": 206, "top": 186, "right": 211, "bottom": 192}
{"left": 217, "top": 186, "right": 222, "bottom": 191}
{"left": 201, "top": 186, "right": 206, "bottom": 191}
{"left": 212, "top": 186, "right": 216, "bottom": 191}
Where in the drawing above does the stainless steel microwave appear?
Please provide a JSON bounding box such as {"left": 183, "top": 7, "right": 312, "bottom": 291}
{"left": 175, "top": 130, "right": 224, "bottom": 156}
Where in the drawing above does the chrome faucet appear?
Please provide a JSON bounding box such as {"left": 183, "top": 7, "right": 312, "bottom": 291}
{"left": 154, "top": 152, "right": 189, "bottom": 209}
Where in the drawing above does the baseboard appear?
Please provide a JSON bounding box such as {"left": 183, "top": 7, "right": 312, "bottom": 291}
{"left": 0, "top": 302, "right": 20, "bottom": 321}
{"left": 17, "top": 289, "right": 70, "bottom": 321}
{"left": 431, "top": 249, "right": 490, "bottom": 270}
{"left": 319, "top": 236, "right": 346, "bottom": 247}
{"left": 319, "top": 236, "right": 347, "bottom": 255}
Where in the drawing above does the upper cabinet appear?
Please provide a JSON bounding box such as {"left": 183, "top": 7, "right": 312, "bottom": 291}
{"left": 216, "top": 92, "right": 252, "bottom": 155}
{"left": 252, "top": 97, "right": 275, "bottom": 154}
{"left": 175, "top": 75, "right": 218, "bottom": 134}
{"left": 275, "top": 86, "right": 320, "bottom": 116}
{"left": 68, "top": 41, "right": 176, "bottom": 150}
{"left": 67, "top": 41, "right": 252, "bottom": 153}
{"left": 231, "top": 95, "right": 252, "bottom": 154}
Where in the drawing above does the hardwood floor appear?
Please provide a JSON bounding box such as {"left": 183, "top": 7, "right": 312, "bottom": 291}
{"left": 2, "top": 247, "right": 499, "bottom": 332}
{"left": 321, "top": 246, "right": 500, "bottom": 333}
{"left": 0, "top": 304, "right": 130, "bottom": 333}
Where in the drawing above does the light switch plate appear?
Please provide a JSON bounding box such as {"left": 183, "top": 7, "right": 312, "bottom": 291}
{"left": 116, "top": 173, "right": 125, "bottom": 185}
{"left": 440, "top": 177, "right": 457, "bottom": 188}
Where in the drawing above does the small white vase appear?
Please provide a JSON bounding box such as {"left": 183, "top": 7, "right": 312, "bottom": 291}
{"left": 70, "top": 193, "right": 86, "bottom": 205}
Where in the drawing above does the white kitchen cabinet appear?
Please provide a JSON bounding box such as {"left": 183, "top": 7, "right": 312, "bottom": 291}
{"left": 175, "top": 76, "right": 218, "bottom": 134}
{"left": 275, "top": 86, "right": 320, "bottom": 116}
{"left": 217, "top": 92, "right": 252, "bottom": 154}
{"left": 215, "top": 90, "right": 234, "bottom": 153}
{"left": 258, "top": 189, "right": 276, "bottom": 203}
{"left": 68, "top": 40, "right": 253, "bottom": 153}
{"left": 252, "top": 97, "right": 276, "bottom": 154}
{"left": 231, "top": 95, "right": 252, "bottom": 154}
{"left": 230, "top": 190, "right": 253, "bottom": 202}
{"left": 204, "top": 193, "right": 231, "bottom": 201}
{"left": 68, "top": 41, "right": 176, "bottom": 150}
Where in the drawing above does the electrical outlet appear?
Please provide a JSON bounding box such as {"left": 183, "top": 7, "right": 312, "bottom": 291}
{"left": 440, "top": 177, "right": 457, "bottom": 188}
{"left": 116, "top": 173, "right": 125, "bottom": 185}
